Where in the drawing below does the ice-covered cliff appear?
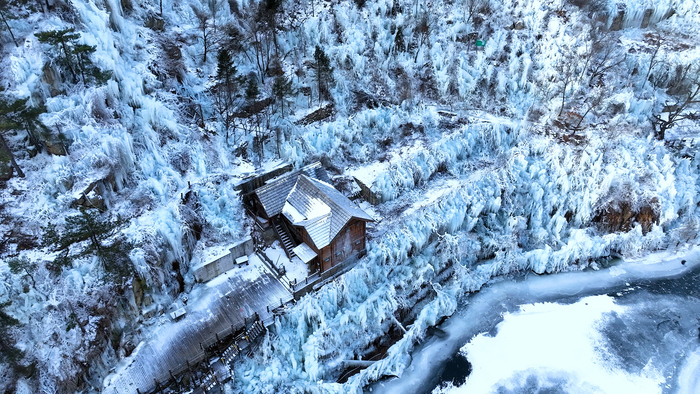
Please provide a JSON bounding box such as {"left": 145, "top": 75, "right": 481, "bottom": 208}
{"left": 0, "top": 0, "right": 698, "bottom": 392}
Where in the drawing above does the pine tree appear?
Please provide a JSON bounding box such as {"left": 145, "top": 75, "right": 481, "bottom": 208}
{"left": 0, "top": 96, "right": 48, "bottom": 178}
{"left": 8, "top": 257, "right": 46, "bottom": 298}
{"left": 245, "top": 75, "right": 267, "bottom": 162}
{"left": 36, "top": 28, "right": 80, "bottom": 82}
{"left": 36, "top": 28, "right": 111, "bottom": 85}
{"left": 312, "top": 45, "right": 333, "bottom": 104}
{"left": 0, "top": 96, "right": 48, "bottom": 152}
{"left": 211, "top": 50, "right": 242, "bottom": 144}
{"left": 272, "top": 74, "right": 293, "bottom": 117}
{"left": 245, "top": 74, "right": 260, "bottom": 102}
{"left": 394, "top": 26, "right": 406, "bottom": 53}
{"left": 43, "top": 209, "right": 134, "bottom": 283}
{"left": 0, "top": 301, "right": 23, "bottom": 367}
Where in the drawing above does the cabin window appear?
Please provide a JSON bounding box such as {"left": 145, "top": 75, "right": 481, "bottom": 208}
{"left": 355, "top": 240, "right": 362, "bottom": 246}
{"left": 324, "top": 257, "right": 330, "bottom": 262}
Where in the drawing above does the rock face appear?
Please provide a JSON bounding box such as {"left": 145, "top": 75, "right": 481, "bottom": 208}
{"left": 45, "top": 139, "right": 67, "bottom": 156}
{"left": 41, "top": 63, "right": 63, "bottom": 97}
{"left": 641, "top": 9, "right": 654, "bottom": 28}
{"left": 609, "top": 3, "right": 626, "bottom": 31}
{"left": 593, "top": 198, "right": 659, "bottom": 235}
{"left": 145, "top": 14, "right": 165, "bottom": 31}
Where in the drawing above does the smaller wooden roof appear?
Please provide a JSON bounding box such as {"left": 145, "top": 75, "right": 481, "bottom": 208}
{"left": 292, "top": 242, "right": 318, "bottom": 263}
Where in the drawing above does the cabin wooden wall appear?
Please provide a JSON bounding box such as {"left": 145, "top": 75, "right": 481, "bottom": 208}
{"left": 292, "top": 219, "right": 367, "bottom": 273}
{"left": 323, "top": 219, "right": 366, "bottom": 272}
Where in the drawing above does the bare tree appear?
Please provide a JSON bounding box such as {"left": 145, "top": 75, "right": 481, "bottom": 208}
{"left": 414, "top": 14, "right": 429, "bottom": 63}
{"left": 574, "top": 85, "right": 607, "bottom": 130}
{"left": 207, "top": 0, "right": 220, "bottom": 34}
{"left": 555, "top": 45, "right": 579, "bottom": 116}
{"left": 462, "top": 0, "right": 483, "bottom": 25}
{"left": 642, "top": 33, "right": 662, "bottom": 90}
{"left": 583, "top": 31, "right": 626, "bottom": 87}
{"left": 651, "top": 64, "right": 700, "bottom": 140}
{"left": 191, "top": 4, "right": 211, "bottom": 63}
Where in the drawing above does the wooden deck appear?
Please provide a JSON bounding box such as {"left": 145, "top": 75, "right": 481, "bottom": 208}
{"left": 103, "top": 255, "right": 293, "bottom": 394}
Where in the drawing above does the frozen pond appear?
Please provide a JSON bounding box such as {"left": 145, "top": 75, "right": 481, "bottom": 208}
{"left": 371, "top": 247, "right": 700, "bottom": 394}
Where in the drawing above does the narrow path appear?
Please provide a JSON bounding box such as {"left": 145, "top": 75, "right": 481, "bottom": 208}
{"left": 103, "top": 254, "right": 293, "bottom": 394}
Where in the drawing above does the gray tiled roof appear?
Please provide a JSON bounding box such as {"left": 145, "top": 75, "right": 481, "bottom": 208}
{"left": 283, "top": 175, "right": 373, "bottom": 249}
{"left": 254, "top": 162, "right": 331, "bottom": 218}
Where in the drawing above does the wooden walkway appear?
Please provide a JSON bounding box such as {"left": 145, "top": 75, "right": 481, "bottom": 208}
{"left": 103, "top": 255, "right": 293, "bottom": 394}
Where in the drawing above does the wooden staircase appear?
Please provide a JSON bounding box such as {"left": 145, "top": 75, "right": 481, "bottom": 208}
{"left": 272, "top": 216, "right": 297, "bottom": 259}
{"left": 246, "top": 320, "right": 265, "bottom": 341}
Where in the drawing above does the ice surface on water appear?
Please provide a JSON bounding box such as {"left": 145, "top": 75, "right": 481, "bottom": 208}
{"left": 447, "top": 296, "right": 663, "bottom": 394}
{"left": 677, "top": 348, "right": 700, "bottom": 393}
{"left": 433, "top": 282, "right": 700, "bottom": 394}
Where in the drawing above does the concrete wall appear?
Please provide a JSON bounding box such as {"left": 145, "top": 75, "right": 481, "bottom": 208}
{"left": 353, "top": 176, "right": 381, "bottom": 205}
{"left": 194, "top": 237, "right": 255, "bottom": 283}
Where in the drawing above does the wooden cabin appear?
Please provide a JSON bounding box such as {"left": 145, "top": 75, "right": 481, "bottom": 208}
{"left": 250, "top": 163, "right": 373, "bottom": 273}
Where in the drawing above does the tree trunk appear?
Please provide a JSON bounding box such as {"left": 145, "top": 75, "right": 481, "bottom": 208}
{"left": 558, "top": 79, "right": 569, "bottom": 117}
{"left": 0, "top": 11, "right": 18, "bottom": 47}
{"left": 24, "top": 269, "right": 48, "bottom": 299}
{"left": 0, "top": 133, "right": 24, "bottom": 178}
{"left": 60, "top": 41, "right": 78, "bottom": 82}
{"left": 24, "top": 125, "right": 43, "bottom": 152}
{"left": 642, "top": 41, "right": 661, "bottom": 90}
{"left": 202, "top": 26, "right": 208, "bottom": 63}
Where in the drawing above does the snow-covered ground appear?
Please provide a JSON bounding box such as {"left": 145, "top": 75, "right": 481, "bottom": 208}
{"left": 104, "top": 252, "right": 291, "bottom": 393}
{"left": 265, "top": 241, "right": 309, "bottom": 284}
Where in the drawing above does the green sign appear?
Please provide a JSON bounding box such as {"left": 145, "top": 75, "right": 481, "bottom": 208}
{"left": 476, "top": 40, "right": 485, "bottom": 47}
